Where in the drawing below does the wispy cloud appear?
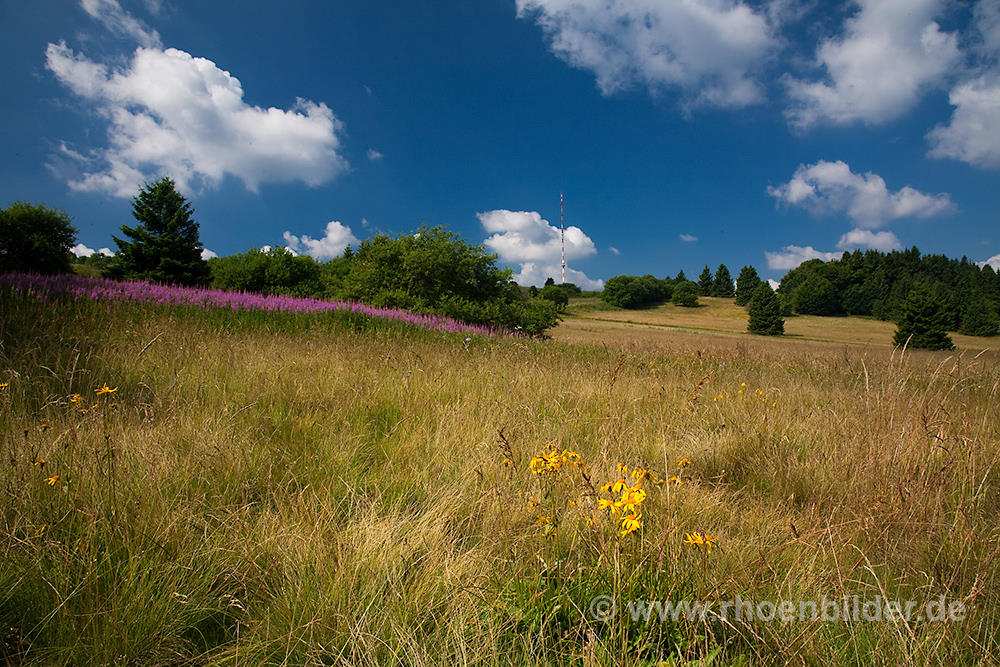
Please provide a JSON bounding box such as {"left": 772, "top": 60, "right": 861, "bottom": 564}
{"left": 679, "top": 233, "right": 698, "bottom": 242}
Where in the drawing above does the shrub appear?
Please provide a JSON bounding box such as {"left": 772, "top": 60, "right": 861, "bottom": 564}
{"left": 0, "top": 201, "right": 77, "bottom": 274}
{"left": 747, "top": 283, "right": 784, "bottom": 335}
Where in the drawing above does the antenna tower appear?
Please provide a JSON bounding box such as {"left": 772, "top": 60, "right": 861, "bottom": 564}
{"left": 560, "top": 192, "right": 566, "bottom": 284}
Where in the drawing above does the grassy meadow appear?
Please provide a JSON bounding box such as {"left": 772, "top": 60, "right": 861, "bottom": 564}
{"left": 2, "top": 287, "right": 1000, "bottom": 665}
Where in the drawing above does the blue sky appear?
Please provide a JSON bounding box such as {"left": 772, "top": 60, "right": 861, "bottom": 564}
{"left": 2, "top": 0, "right": 998, "bottom": 288}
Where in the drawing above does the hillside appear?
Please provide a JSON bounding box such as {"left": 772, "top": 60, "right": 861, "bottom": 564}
{"left": 557, "top": 296, "right": 999, "bottom": 352}
{"left": 2, "top": 284, "right": 998, "bottom": 665}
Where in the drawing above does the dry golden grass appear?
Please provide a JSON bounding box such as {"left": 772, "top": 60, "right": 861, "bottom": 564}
{"left": 564, "top": 296, "right": 999, "bottom": 352}
{"left": 2, "top": 291, "right": 1000, "bottom": 665}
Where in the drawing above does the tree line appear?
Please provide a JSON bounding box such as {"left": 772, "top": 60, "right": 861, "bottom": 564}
{"left": 0, "top": 178, "right": 560, "bottom": 335}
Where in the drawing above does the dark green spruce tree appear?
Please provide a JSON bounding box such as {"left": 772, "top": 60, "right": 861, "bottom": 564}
{"left": 747, "top": 283, "right": 784, "bottom": 335}
{"left": 734, "top": 265, "right": 763, "bottom": 306}
{"left": 958, "top": 292, "right": 1000, "bottom": 337}
{"left": 697, "top": 266, "right": 713, "bottom": 295}
{"left": 108, "top": 177, "right": 210, "bottom": 286}
{"left": 712, "top": 264, "right": 735, "bottom": 297}
{"left": 892, "top": 284, "right": 954, "bottom": 350}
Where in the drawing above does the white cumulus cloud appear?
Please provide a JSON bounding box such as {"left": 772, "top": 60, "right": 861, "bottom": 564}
{"left": 927, "top": 76, "right": 1000, "bottom": 169}
{"left": 516, "top": 0, "right": 777, "bottom": 108}
{"left": 366, "top": 148, "right": 384, "bottom": 161}
{"left": 283, "top": 221, "right": 359, "bottom": 260}
{"left": 979, "top": 253, "right": 1000, "bottom": 271}
{"left": 765, "top": 245, "right": 842, "bottom": 271}
{"left": 767, "top": 160, "right": 954, "bottom": 228}
{"left": 71, "top": 243, "right": 114, "bottom": 257}
{"left": 201, "top": 248, "right": 218, "bottom": 260}
{"left": 45, "top": 42, "right": 349, "bottom": 197}
{"left": 784, "top": 0, "right": 961, "bottom": 128}
{"left": 836, "top": 228, "right": 902, "bottom": 251}
{"left": 478, "top": 209, "right": 602, "bottom": 289}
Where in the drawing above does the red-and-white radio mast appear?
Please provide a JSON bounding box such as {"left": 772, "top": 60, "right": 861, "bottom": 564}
{"left": 560, "top": 192, "right": 566, "bottom": 284}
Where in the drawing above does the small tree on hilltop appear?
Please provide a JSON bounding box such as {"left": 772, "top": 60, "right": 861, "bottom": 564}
{"left": 697, "top": 265, "right": 713, "bottom": 295}
{"left": 0, "top": 201, "right": 77, "bottom": 274}
{"left": 712, "top": 264, "right": 735, "bottom": 297}
{"left": 108, "top": 177, "right": 210, "bottom": 286}
{"left": 892, "top": 285, "right": 954, "bottom": 350}
{"left": 747, "top": 283, "right": 784, "bottom": 335}
{"left": 672, "top": 281, "right": 699, "bottom": 307}
{"left": 734, "top": 265, "right": 763, "bottom": 306}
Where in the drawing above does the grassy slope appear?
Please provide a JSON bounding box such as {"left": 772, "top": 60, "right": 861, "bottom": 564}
{"left": 561, "top": 296, "right": 997, "bottom": 351}
{"left": 2, "top": 290, "right": 999, "bottom": 665}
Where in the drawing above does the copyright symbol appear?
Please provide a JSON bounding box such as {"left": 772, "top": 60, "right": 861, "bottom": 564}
{"left": 589, "top": 595, "right": 616, "bottom": 621}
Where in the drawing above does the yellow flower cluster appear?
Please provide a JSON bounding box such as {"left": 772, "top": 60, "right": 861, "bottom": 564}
{"left": 596, "top": 464, "right": 661, "bottom": 536}
{"left": 714, "top": 382, "right": 777, "bottom": 407}
{"left": 529, "top": 444, "right": 583, "bottom": 475}
{"left": 683, "top": 531, "right": 717, "bottom": 554}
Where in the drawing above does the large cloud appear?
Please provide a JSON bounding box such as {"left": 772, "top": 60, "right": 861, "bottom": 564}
{"left": 283, "top": 221, "right": 359, "bottom": 260}
{"left": 784, "top": 0, "right": 960, "bottom": 128}
{"left": 45, "top": 42, "right": 349, "bottom": 197}
{"left": 767, "top": 160, "right": 954, "bottom": 228}
{"left": 516, "top": 0, "right": 776, "bottom": 108}
{"left": 478, "top": 209, "right": 602, "bottom": 289}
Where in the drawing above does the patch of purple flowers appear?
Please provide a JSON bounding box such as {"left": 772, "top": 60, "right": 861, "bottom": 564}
{"left": 1, "top": 273, "right": 503, "bottom": 337}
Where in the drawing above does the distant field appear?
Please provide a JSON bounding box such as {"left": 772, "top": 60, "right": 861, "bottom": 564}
{"left": 558, "top": 296, "right": 998, "bottom": 352}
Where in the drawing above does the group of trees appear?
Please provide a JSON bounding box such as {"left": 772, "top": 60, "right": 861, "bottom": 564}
{"left": 777, "top": 249, "right": 1000, "bottom": 347}
{"left": 1, "top": 178, "right": 559, "bottom": 335}
{"left": 600, "top": 263, "right": 785, "bottom": 336}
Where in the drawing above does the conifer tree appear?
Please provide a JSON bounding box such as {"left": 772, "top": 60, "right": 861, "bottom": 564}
{"left": 697, "top": 265, "right": 713, "bottom": 295}
{"left": 108, "top": 177, "right": 209, "bottom": 286}
{"left": 892, "top": 285, "right": 954, "bottom": 350}
{"left": 747, "top": 283, "right": 784, "bottom": 335}
{"left": 712, "top": 264, "right": 735, "bottom": 297}
{"left": 734, "top": 265, "right": 762, "bottom": 306}
{"left": 674, "top": 269, "right": 687, "bottom": 283}
{"left": 958, "top": 292, "right": 1000, "bottom": 337}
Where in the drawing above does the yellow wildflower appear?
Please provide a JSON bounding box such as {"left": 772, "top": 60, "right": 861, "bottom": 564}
{"left": 0, "top": 382, "right": 9, "bottom": 390}
{"left": 678, "top": 457, "right": 691, "bottom": 468}
{"left": 703, "top": 534, "right": 718, "bottom": 554}
{"left": 597, "top": 498, "right": 620, "bottom": 514}
{"left": 34, "top": 458, "right": 46, "bottom": 469}
{"left": 620, "top": 512, "right": 642, "bottom": 536}
{"left": 667, "top": 475, "right": 682, "bottom": 485}
{"left": 95, "top": 383, "right": 118, "bottom": 395}
{"left": 683, "top": 532, "right": 704, "bottom": 547}
{"left": 69, "top": 393, "right": 83, "bottom": 404}
{"left": 45, "top": 474, "right": 60, "bottom": 487}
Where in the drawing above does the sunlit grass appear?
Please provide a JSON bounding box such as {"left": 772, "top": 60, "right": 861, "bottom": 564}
{"left": 2, "top": 284, "right": 999, "bottom": 664}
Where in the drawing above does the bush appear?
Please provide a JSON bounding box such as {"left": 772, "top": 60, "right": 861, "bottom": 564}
{"left": 0, "top": 201, "right": 77, "bottom": 274}
{"left": 671, "top": 281, "right": 699, "bottom": 307}
{"left": 601, "top": 275, "right": 671, "bottom": 309}
{"left": 209, "top": 247, "right": 323, "bottom": 297}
